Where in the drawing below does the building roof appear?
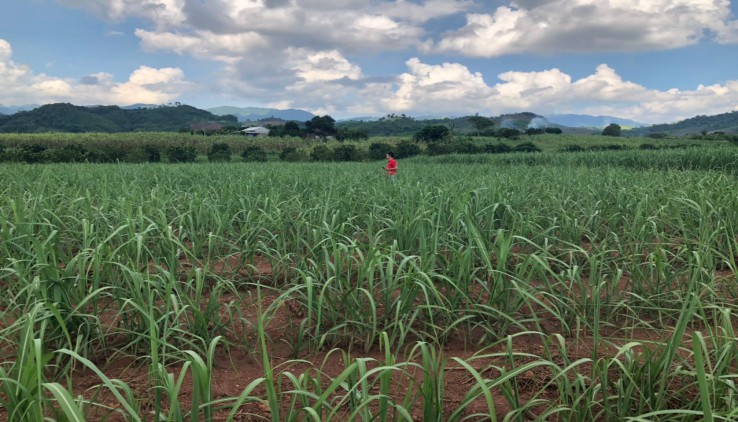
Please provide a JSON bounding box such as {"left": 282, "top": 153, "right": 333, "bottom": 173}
{"left": 242, "top": 126, "right": 270, "bottom": 134}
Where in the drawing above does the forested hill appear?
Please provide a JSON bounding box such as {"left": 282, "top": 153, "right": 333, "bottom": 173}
{"left": 627, "top": 110, "right": 738, "bottom": 136}
{"left": 0, "top": 103, "right": 239, "bottom": 133}
{"left": 336, "top": 112, "right": 563, "bottom": 136}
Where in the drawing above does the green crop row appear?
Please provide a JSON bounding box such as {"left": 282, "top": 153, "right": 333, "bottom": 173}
{"left": 2, "top": 152, "right": 738, "bottom": 420}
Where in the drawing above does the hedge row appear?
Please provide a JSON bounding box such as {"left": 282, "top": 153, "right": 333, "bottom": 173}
{"left": 0, "top": 140, "right": 539, "bottom": 164}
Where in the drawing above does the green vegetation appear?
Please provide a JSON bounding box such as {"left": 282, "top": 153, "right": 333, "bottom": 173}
{"left": 0, "top": 132, "right": 732, "bottom": 165}
{"left": 3, "top": 142, "right": 738, "bottom": 420}
{"left": 626, "top": 110, "right": 738, "bottom": 137}
{"left": 0, "top": 103, "right": 239, "bottom": 133}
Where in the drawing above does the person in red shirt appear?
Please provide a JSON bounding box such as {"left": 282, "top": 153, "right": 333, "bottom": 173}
{"left": 385, "top": 151, "right": 398, "bottom": 183}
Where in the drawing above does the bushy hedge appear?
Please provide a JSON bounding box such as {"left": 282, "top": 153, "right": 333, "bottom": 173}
{"left": 165, "top": 145, "right": 197, "bottom": 163}
{"left": 207, "top": 143, "right": 231, "bottom": 162}
{"left": 242, "top": 146, "right": 267, "bottom": 162}
{"left": 368, "top": 142, "right": 392, "bottom": 160}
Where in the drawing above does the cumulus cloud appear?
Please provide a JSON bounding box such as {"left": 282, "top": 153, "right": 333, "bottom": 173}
{"left": 428, "top": 0, "right": 738, "bottom": 56}
{"left": 377, "top": 0, "right": 473, "bottom": 24}
{"left": 61, "top": 0, "right": 443, "bottom": 53}
{"left": 58, "top": 0, "right": 186, "bottom": 28}
{"left": 0, "top": 39, "right": 190, "bottom": 106}
{"left": 380, "top": 58, "right": 738, "bottom": 123}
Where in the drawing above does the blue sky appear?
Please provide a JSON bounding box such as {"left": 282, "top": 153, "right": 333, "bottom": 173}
{"left": 1, "top": 0, "right": 737, "bottom": 123}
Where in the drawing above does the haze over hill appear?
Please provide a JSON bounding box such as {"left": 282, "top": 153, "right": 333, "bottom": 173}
{"left": 544, "top": 114, "right": 646, "bottom": 129}
{"left": 207, "top": 106, "right": 314, "bottom": 122}
{"left": 0, "top": 101, "right": 736, "bottom": 136}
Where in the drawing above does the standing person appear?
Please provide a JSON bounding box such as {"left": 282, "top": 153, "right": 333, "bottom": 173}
{"left": 385, "top": 151, "right": 398, "bottom": 183}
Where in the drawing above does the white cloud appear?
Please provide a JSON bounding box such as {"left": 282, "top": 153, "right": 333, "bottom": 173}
{"left": 0, "top": 39, "right": 190, "bottom": 106}
{"left": 428, "top": 0, "right": 738, "bottom": 56}
{"left": 384, "top": 58, "right": 495, "bottom": 113}
{"left": 135, "top": 29, "right": 268, "bottom": 62}
{"left": 60, "top": 0, "right": 434, "bottom": 53}
{"left": 289, "top": 49, "right": 363, "bottom": 82}
{"left": 58, "top": 0, "right": 186, "bottom": 28}
{"left": 379, "top": 58, "right": 738, "bottom": 123}
{"left": 374, "top": 0, "right": 473, "bottom": 24}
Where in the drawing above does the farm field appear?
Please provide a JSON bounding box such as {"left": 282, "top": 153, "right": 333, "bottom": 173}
{"left": 3, "top": 147, "right": 738, "bottom": 421}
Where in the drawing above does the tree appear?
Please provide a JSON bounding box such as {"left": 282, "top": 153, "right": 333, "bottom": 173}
{"left": 468, "top": 114, "right": 494, "bottom": 136}
{"left": 413, "top": 125, "right": 451, "bottom": 143}
{"left": 305, "top": 115, "right": 336, "bottom": 138}
{"left": 283, "top": 121, "right": 302, "bottom": 137}
{"left": 602, "top": 123, "right": 621, "bottom": 137}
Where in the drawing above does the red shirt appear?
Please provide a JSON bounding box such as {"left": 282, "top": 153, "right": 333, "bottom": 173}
{"left": 386, "top": 158, "right": 397, "bottom": 175}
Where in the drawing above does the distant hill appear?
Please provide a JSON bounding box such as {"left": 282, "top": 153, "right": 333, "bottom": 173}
{"left": 207, "top": 106, "right": 314, "bottom": 122}
{"left": 626, "top": 110, "right": 738, "bottom": 136}
{"left": 545, "top": 114, "right": 646, "bottom": 129}
{"left": 0, "top": 103, "right": 238, "bottom": 133}
{"left": 335, "top": 112, "right": 576, "bottom": 137}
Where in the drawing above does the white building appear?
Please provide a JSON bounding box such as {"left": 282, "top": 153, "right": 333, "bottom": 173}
{"left": 241, "top": 126, "right": 270, "bottom": 137}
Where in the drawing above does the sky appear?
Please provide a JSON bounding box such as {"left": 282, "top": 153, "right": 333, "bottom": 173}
{"left": 1, "top": 0, "right": 738, "bottom": 124}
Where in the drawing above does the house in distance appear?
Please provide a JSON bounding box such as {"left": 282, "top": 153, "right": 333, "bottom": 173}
{"left": 241, "top": 126, "right": 270, "bottom": 137}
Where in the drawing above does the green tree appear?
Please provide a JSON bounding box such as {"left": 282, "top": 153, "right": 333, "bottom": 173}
{"left": 414, "top": 125, "right": 451, "bottom": 143}
{"left": 305, "top": 115, "right": 336, "bottom": 138}
{"left": 283, "top": 121, "right": 302, "bottom": 137}
{"left": 602, "top": 123, "right": 622, "bottom": 137}
{"left": 468, "top": 114, "right": 494, "bottom": 136}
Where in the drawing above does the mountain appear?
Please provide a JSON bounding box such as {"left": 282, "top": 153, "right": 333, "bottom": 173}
{"left": 626, "top": 110, "right": 738, "bottom": 136}
{"left": 121, "top": 103, "right": 160, "bottom": 110}
{"left": 334, "top": 112, "right": 575, "bottom": 137}
{"left": 207, "top": 106, "right": 314, "bottom": 122}
{"left": 0, "top": 103, "right": 238, "bottom": 133}
{"left": 544, "top": 114, "right": 646, "bottom": 129}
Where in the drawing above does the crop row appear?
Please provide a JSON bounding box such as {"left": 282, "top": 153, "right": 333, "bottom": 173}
{"left": 2, "top": 154, "right": 738, "bottom": 420}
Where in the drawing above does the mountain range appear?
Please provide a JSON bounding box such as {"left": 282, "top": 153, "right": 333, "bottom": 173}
{"left": 0, "top": 102, "right": 736, "bottom": 135}
{"left": 206, "top": 106, "right": 314, "bottom": 122}
{"left": 0, "top": 103, "right": 237, "bottom": 133}
{"left": 544, "top": 114, "right": 646, "bottom": 129}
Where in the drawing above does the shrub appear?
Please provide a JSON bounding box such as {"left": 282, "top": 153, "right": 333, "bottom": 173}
{"left": 544, "top": 127, "right": 563, "bottom": 134}
{"left": 414, "top": 125, "right": 451, "bottom": 143}
{"left": 512, "top": 142, "right": 541, "bottom": 153}
{"left": 207, "top": 142, "right": 231, "bottom": 162}
{"left": 395, "top": 141, "right": 421, "bottom": 158}
{"left": 333, "top": 144, "right": 359, "bottom": 161}
{"left": 56, "top": 143, "right": 89, "bottom": 162}
{"left": 93, "top": 145, "right": 130, "bottom": 163}
{"left": 280, "top": 147, "right": 309, "bottom": 162}
{"left": 310, "top": 145, "right": 333, "bottom": 162}
{"left": 525, "top": 128, "right": 545, "bottom": 135}
{"left": 454, "top": 141, "right": 481, "bottom": 154}
{"left": 426, "top": 142, "right": 454, "bottom": 156}
{"left": 484, "top": 143, "right": 511, "bottom": 154}
{"left": 562, "top": 145, "right": 584, "bottom": 152}
{"left": 639, "top": 143, "right": 658, "bottom": 150}
{"left": 166, "top": 145, "right": 197, "bottom": 163}
{"left": 242, "top": 146, "right": 267, "bottom": 162}
{"left": 368, "top": 142, "right": 392, "bottom": 160}
{"left": 19, "top": 144, "right": 48, "bottom": 163}
{"left": 495, "top": 128, "right": 521, "bottom": 139}
{"left": 647, "top": 132, "right": 668, "bottom": 139}
{"left": 144, "top": 145, "right": 161, "bottom": 162}
{"left": 125, "top": 148, "right": 152, "bottom": 163}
